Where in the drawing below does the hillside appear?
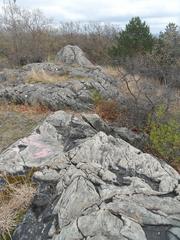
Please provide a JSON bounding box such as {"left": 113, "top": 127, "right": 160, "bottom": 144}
{"left": 0, "top": 46, "right": 180, "bottom": 240}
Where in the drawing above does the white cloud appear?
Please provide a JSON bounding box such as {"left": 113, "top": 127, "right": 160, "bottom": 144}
{"left": 1, "top": 0, "right": 180, "bottom": 33}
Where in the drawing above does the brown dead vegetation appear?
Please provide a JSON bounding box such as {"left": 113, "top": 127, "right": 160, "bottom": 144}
{"left": 0, "top": 172, "right": 36, "bottom": 239}
{"left": 0, "top": 103, "right": 51, "bottom": 115}
{"left": 95, "top": 100, "right": 120, "bottom": 122}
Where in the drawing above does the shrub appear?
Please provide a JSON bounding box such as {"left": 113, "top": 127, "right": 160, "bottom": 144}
{"left": 95, "top": 100, "right": 119, "bottom": 122}
{"left": 148, "top": 105, "right": 180, "bottom": 162}
{"left": 151, "top": 23, "right": 180, "bottom": 87}
{"left": 91, "top": 89, "right": 104, "bottom": 105}
{"left": 91, "top": 90, "right": 120, "bottom": 122}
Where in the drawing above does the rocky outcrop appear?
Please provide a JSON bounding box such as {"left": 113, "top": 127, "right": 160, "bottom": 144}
{"left": 55, "top": 45, "right": 94, "bottom": 67}
{"left": 0, "top": 56, "right": 121, "bottom": 111}
{"left": 0, "top": 111, "right": 180, "bottom": 240}
{"left": 1, "top": 46, "right": 180, "bottom": 240}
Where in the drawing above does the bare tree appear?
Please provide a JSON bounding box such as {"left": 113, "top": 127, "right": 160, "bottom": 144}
{"left": 0, "top": 1, "right": 53, "bottom": 65}
{"left": 0, "top": 1, "right": 118, "bottom": 66}
{"left": 116, "top": 60, "right": 177, "bottom": 128}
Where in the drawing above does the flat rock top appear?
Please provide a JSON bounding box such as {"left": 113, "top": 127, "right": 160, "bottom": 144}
{"left": 0, "top": 110, "right": 179, "bottom": 240}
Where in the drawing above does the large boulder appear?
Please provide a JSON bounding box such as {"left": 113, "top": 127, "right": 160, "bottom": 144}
{"left": 55, "top": 45, "right": 94, "bottom": 67}
{"left": 0, "top": 111, "right": 179, "bottom": 240}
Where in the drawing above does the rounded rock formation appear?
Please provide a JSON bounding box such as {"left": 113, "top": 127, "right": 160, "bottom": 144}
{"left": 55, "top": 45, "right": 94, "bottom": 67}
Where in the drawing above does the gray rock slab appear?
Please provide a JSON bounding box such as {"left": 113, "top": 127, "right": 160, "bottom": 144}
{"left": 55, "top": 45, "right": 94, "bottom": 67}
{"left": 0, "top": 110, "right": 178, "bottom": 240}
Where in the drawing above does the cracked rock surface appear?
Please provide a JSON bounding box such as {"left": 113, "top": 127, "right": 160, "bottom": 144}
{"left": 55, "top": 45, "right": 94, "bottom": 67}
{"left": 0, "top": 46, "right": 180, "bottom": 240}
{"left": 0, "top": 65, "right": 121, "bottom": 110}
{"left": 0, "top": 46, "right": 122, "bottom": 111}
{"left": 0, "top": 110, "right": 180, "bottom": 240}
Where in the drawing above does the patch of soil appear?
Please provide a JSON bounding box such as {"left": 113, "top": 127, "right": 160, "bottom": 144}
{"left": 0, "top": 106, "right": 49, "bottom": 152}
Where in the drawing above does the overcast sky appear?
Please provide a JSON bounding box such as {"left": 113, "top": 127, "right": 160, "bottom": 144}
{"left": 1, "top": 0, "right": 180, "bottom": 33}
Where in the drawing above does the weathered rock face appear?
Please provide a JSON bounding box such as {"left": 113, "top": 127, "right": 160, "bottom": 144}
{"left": 0, "top": 46, "right": 125, "bottom": 113}
{"left": 55, "top": 45, "right": 94, "bottom": 67}
{"left": 0, "top": 111, "right": 180, "bottom": 240}
{"left": 0, "top": 46, "right": 180, "bottom": 240}
{"left": 0, "top": 72, "right": 6, "bottom": 83}
{"left": 0, "top": 62, "right": 121, "bottom": 111}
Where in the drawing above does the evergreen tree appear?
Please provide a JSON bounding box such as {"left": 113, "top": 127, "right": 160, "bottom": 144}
{"left": 110, "top": 17, "right": 154, "bottom": 58}
{"left": 154, "top": 23, "right": 180, "bottom": 65}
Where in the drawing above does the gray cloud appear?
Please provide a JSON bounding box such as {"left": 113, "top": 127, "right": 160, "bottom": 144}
{"left": 3, "top": 0, "right": 180, "bottom": 33}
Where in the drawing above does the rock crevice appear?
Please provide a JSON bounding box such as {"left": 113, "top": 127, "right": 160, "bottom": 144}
{"left": 0, "top": 111, "right": 179, "bottom": 240}
{"left": 0, "top": 46, "right": 180, "bottom": 240}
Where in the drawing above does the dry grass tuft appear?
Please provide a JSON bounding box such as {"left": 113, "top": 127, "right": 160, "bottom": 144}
{"left": 103, "top": 65, "right": 125, "bottom": 79}
{"left": 0, "top": 173, "right": 36, "bottom": 239}
{"left": 0, "top": 204, "right": 16, "bottom": 239}
{"left": 26, "top": 69, "right": 70, "bottom": 84}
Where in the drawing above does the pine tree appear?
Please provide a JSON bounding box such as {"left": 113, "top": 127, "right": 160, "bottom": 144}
{"left": 110, "top": 17, "right": 154, "bottom": 58}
